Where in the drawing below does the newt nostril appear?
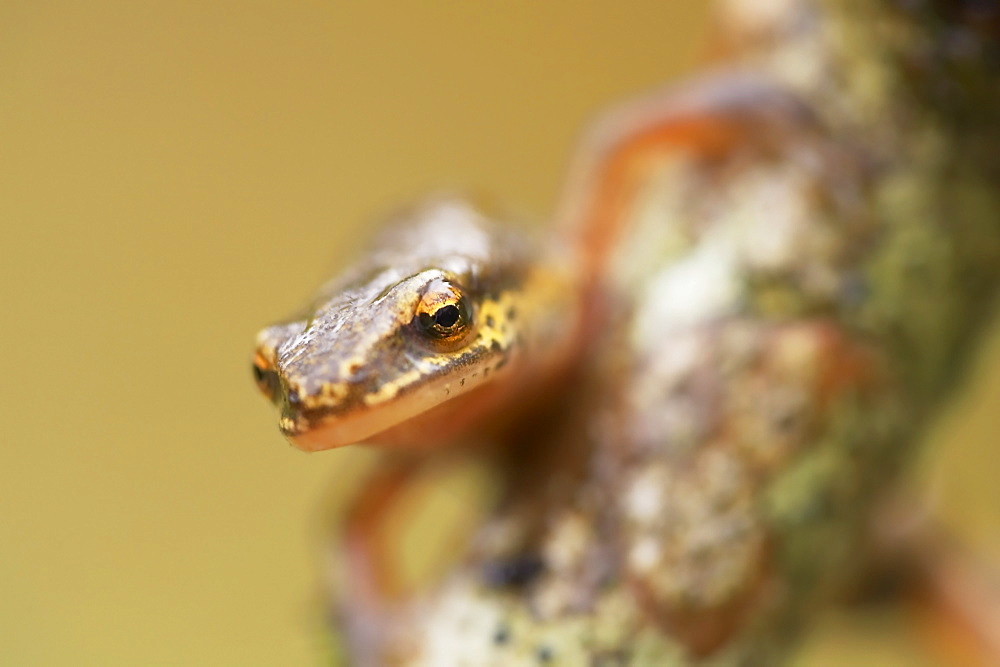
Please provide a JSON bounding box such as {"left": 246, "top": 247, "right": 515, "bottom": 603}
{"left": 252, "top": 357, "right": 283, "bottom": 404}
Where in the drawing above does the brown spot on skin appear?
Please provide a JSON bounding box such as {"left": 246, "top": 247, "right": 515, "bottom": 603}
{"left": 634, "top": 538, "right": 772, "bottom": 658}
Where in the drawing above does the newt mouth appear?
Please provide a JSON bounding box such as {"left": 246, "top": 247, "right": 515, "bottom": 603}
{"left": 275, "top": 357, "right": 507, "bottom": 452}
{"left": 275, "top": 383, "right": 362, "bottom": 447}
{"left": 280, "top": 405, "right": 408, "bottom": 451}
{"left": 276, "top": 380, "right": 459, "bottom": 451}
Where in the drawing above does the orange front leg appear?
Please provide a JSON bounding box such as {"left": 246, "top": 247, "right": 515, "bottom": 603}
{"left": 557, "top": 74, "right": 820, "bottom": 286}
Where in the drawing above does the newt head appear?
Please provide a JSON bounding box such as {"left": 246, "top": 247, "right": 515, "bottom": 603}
{"left": 252, "top": 197, "right": 575, "bottom": 452}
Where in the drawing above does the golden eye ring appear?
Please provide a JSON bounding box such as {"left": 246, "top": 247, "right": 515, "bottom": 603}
{"left": 415, "top": 279, "right": 472, "bottom": 342}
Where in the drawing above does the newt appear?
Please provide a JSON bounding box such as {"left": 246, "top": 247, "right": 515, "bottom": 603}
{"left": 252, "top": 198, "right": 579, "bottom": 452}
{"left": 250, "top": 0, "right": 1000, "bottom": 664}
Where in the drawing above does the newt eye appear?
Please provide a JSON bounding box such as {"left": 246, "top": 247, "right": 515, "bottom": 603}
{"left": 252, "top": 354, "right": 281, "bottom": 402}
{"left": 416, "top": 279, "right": 472, "bottom": 341}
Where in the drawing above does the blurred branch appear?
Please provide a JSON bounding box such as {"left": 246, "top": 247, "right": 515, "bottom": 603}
{"left": 337, "top": 1, "right": 1000, "bottom": 664}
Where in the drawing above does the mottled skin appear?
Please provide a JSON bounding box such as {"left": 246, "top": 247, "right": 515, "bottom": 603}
{"left": 251, "top": 0, "right": 1000, "bottom": 664}
{"left": 253, "top": 197, "right": 578, "bottom": 451}
{"left": 323, "top": 1, "right": 996, "bottom": 665}
{"left": 360, "top": 82, "right": 898, "bottom": 664}
{"left": 251, "top": 197, "right": 583, "bottom": 663}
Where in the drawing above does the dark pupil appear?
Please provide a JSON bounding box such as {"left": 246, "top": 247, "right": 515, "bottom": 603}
{"left": 434, "top": 304, "right": 461, "bottom": 328}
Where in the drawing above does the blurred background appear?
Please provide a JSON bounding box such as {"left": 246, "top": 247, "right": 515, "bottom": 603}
{"left": 1, "top": 2, "right": 997, "bottom": 664}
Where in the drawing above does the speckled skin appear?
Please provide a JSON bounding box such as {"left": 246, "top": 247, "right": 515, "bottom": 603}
{"left": 253, "top": 197, "right": 578, "bottom": 451}
{"left": 329, "top": 1, "right": 999, "bottom": 665}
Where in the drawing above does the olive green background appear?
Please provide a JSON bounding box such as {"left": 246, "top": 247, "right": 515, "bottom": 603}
{"left": 2, "top": 2, "right": 997, "bottom": 665}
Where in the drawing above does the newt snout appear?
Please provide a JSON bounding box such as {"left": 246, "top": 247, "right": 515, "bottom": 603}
{"left": 252, "top": 198, "right": 576, "bottom": 452}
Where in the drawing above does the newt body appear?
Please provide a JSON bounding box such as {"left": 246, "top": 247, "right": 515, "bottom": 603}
{"left": 251, "top": 0, "right": 1000, "bottom": 663}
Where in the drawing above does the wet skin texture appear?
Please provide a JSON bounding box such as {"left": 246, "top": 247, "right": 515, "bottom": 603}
{"left": 252, "top": 197, "right": 577, "bottom": 451}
